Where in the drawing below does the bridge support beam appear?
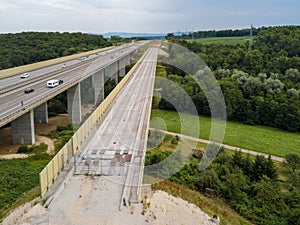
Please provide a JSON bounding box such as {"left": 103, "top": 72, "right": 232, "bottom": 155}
{"left": 34, "top": 102, "right": 48, "bottom": 123}
{"left": 11, "top": 110, "right": 35, "bottom": 144}
{"left": 67, "top": 83, "right": 82, "bottom": 125}
{"left": 93, "top": 69, "right": 105, "bottom": 105}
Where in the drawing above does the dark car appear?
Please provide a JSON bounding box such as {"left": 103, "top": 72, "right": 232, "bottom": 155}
{"left": 58, "top": 79, "right": 63, "bottom": 84}
{"left": 24, "top": 88, "right": 34, "bottom": 94}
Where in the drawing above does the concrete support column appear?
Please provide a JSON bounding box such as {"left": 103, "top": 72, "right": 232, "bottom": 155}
{"left": 12, "top": 110, "right": 35, "bottom": 144}
{"left": 67, "top": 83, "right": 82, "bottom": 125}
{"left": 119, "top": 67, "right": 126, "bottom": 78}
{"left": 129, "top": 53, "right": 134, "bottom": 64}
{"left": 104, "top": 62, "right": 118, "bottom": 83}
{"left": 93, "top": 69, "right": 105, "bottom": 105}
{"left": 34, "top": 102, "right": 48, "bottom": 123}
{"left": 118, "top": 57, "right": 127, "bottom": 78}
{"left": 126, "top": 55, "right": 131, "bottom": 66}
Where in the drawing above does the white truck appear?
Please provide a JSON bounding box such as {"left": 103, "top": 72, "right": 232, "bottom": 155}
{"left": 47, "top": 79, "right": 59, "bottom": 88}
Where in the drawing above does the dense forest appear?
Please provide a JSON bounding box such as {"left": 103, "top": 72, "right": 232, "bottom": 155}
{"left": 0, "top": 32, "right": 112, "bottom": 69}
{"left": 145, "top": 145, "right": 300, "bottom": 225}
{"left": 167, "top": 27, "right": 261, "bottom": 39}
{"left": 162, "top": 26, "right": 300, "bottom": 132}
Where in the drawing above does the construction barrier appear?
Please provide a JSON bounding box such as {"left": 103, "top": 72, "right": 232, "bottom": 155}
{"left": 39, "top": 51, "right": 146, "bottom": 197}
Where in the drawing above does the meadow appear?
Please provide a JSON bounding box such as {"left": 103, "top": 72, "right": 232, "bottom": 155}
{"left": 186, "top": 36, "right": 250, "bottom": 45}
{"left": 150, "top": 109, "right": 300, "bottom": 158}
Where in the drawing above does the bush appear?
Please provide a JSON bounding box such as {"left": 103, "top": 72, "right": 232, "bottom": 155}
{"left": 171, "top": 135, "right": 180, "bottom": 145}
{"left": 56, "top": 124, "right": 73, "bottom": 132}
{"left": 17, "top": 145, "right": 30, "bottom": 153}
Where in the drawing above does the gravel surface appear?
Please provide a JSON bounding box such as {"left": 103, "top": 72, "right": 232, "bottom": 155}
{"left": 2, "top": 176, "right": 215, "bottom": 225}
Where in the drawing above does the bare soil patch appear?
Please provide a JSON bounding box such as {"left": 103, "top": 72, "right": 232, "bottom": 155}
{"left": 0, "top": 114, "right": 68, "bottom": 156}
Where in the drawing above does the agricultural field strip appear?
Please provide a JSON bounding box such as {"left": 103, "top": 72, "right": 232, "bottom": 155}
{"left": 149, "top": 128, "right": 285, "bottom": 162}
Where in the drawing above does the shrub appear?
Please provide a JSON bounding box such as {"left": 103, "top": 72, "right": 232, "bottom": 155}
{"left": 17, "top": 145, "right": 30, "bottom": 153}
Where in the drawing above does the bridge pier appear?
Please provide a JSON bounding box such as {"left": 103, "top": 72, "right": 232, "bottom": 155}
{"left": 118, "top": 57, "right": 128, "bottom": 79}
{"left": 11, "top": 110, "right": 35, "bottom": 144}
{"left": 93, "top": 69, "right": 105, "bottom": 106}
{"left": 67, "top": 83, "right": 82, "bottom": 125}
{"left": 34, "top": 102, "right": 48, "bottom": 123}
{"left": 104, "top": 62, "right": 118, "bottom": 83}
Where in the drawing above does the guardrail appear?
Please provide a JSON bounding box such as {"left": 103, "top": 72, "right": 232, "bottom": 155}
{"left": 39, "top": 49, "right": 147, "bottom": 198}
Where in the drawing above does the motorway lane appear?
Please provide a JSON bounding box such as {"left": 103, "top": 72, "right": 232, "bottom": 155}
{"left": 0, "top": 42, "right": 148, "bottom": 125}
{"left": 0, "top": 43, "right": 136, "bottom": 90}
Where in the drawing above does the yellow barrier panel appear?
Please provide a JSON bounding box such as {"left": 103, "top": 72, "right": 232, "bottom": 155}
{"left": 57, "top": 153, "right": 62, "bottom": 173}
{"left": 93, "top": 111, "right": 97, "bottom": 124}
{"left": 53, "top": 154, "right": 59, "bottom": 180}
{"left": 78, "top": 126, "right": 82, "bottom": 145}
{"left": 62, "top": 146, "right": 68, "bottom": 165}
{"left": 89, "top": 118, "right": 93, "bottom": 131}
{"left": 82, "top": 122, "right": 86, "bottom": 140}
{"left": 39, "top": 167, "right": 48, "bottom": 197}
{"left": 73, "top": 135, "right": 78, "bottom": 153}
{"left": 47, "top": 162, "right": 53, "bottom": 187}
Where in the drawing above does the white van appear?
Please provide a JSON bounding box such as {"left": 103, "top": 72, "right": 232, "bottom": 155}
{"left": 47, "top": 79, "right": 59, "bottom": 88}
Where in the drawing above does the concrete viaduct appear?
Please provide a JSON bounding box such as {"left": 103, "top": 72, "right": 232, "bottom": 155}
{"left": 0, "top": 42, "right": 147, "bottom": 145}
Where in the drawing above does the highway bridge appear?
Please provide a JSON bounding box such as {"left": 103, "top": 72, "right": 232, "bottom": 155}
{"left": 1, "top": 42, "right": 159, "bottom": 223}
{"left": 0, "top": 41, "right": 147, "bottom": 144}
{"left": 15, "top": 47, "right": 159, "bottom": 224}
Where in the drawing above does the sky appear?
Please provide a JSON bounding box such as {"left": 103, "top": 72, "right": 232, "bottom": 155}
{"left": 0, "top": 0, "right": 299, "bottom": 34}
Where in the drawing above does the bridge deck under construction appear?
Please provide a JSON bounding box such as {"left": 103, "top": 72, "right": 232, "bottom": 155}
{"left": 74, "top": 47, "right": 158, "bottom": 203}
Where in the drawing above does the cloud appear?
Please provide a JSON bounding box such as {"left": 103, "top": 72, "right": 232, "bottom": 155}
{"left": 0, "top": 2, "right": 19, "bottom": 11}
{"left": 0, "top": 0, "right": 299, "bottom": 33}
{"left": 23, "top": 0, "right": 75, "bottom": 10}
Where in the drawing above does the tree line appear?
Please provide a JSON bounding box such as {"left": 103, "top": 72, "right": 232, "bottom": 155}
{"left": 161, "top": 26, "right": 300, "bottom": 132}
{"left": 167, "top": 27, "right": 262, "bottom": 39}
{"left": 145, "top": 145, "right": 300, "bottom": 225}
{"left": 0, "top": 32, "right": 112, "bottom": 70}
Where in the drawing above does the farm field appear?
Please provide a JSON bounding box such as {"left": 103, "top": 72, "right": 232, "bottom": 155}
{"left": 151, "top": 109, "right": 300, "bottom": 157}
{"left": 186, "top": 36, "right": 250, "bottom": 45}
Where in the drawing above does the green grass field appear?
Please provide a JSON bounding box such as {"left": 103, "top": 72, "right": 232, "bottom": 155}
{"left": 186, "top": 36, "right": 250, "bottom": 45}
{"left": 150, "top": 109, "right": 300, "bottom": 158}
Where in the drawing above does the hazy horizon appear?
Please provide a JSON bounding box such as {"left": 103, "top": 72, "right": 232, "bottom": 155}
{"left": 0, "top": 0, "right": 299, "bottom": 34}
